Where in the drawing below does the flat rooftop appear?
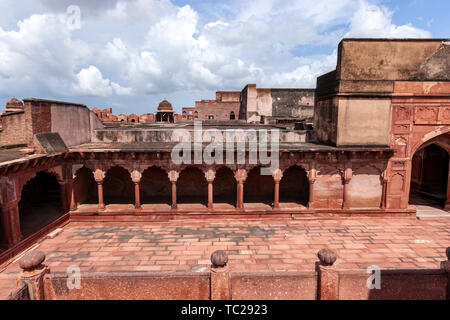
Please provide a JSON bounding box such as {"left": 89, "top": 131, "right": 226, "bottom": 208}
{"left": 70, "top": 142, "right": 392, "bottom": 153}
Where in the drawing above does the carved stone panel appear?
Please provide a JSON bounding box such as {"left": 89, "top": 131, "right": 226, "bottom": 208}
{"left": 414, "top": 106, "right": 438, "bottom": 124}
{"left": 394, "top": 106, "right": 411, "bottom": 124}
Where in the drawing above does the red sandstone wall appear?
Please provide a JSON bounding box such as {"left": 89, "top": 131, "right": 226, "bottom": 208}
{"left": 195, "top": 100, "right": 240, "bottom": 121}
{"left": 230, "top": 273, "right": 317, "bottom": 300}
{"left": 43, "top": 272, "right": 211, "bottom": 300}
{"left": 338, "top": 270, "right": 448, "bottom": 300}
{"left": 387, "top": 81, "right": 450, "bottom": 209}
{"left": 0, "top": 112, "right": 26, "bottom": 146}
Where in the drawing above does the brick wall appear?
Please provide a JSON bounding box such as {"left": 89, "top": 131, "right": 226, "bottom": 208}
{"left": 0, "top": 112, "right": 27, "bottom": 146}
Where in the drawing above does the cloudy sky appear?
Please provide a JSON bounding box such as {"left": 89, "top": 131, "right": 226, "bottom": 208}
{"left": 0, "top": 0, "right": 448, "bottom": 114}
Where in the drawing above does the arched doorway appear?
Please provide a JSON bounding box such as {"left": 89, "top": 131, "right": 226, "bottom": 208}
{"left": 230, "top": 112, "right": 235, "bottom": 120}
{"left": 103, "top": 166, "right": 134, "bottom": 205}
{"left": 279, "top": 165, "right": 309, "bottom": 206}
{"left": 214, "top": 167, "right": 237, "bottom": 206}
{"left": 18, "top": 172, "right": 62, "bottom": 238}
{"left": 410, "top": 144, "right": 449, "bottom": 208}
{"left": 141, "top": 166, "right": 171, "bottom": 205}
{"left": 244, "top": 167, "right": 274, "bottom": 205}
{"left": 73, "top": 167, "right": 98, "bottom": 206}
{"left": 177, "top": 167, "right": 208, "bottom": 205}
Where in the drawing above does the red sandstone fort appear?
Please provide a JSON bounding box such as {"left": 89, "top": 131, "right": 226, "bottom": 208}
{"left": 0, "top": 39, "right": 449, "bottom": 301}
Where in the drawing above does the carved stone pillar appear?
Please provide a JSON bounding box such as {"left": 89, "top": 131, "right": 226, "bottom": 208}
{"left": 0, "top": 177, "right": 22, "bottom": 245}
{"left": 94, "top": 169, "right": 106, "bottom": 211}
{"left": 58, "top": 179, "right": 71, "bottom": 214}
{"left": 272, "top": 169, "right": 283, "bottom": 209}
{"left": 18, "top": 251, "right": 49, "bottom": 300}
{"left": 70, "top": 173, "right": 77, "bottom": 212}
{"left": 2, "top": 201, "right": 22, "bottom": 246}
{"left": 205, "top": 170, "right": 216, "bottom": 210}
{"left": 445, "top": 162, "right": 450, "bottom": 211}
{"left": 380, "top": 171, "right": 388, "bottom": 209}
{"left": 168, "top": 170, "right": 179, "bottom": 210}
{"left": 131, "top": 170, "right": 142, "bottom": 210}
{"left": 234, "top": 169, "right": 247, "bottom": 210}
{"left": 342, "top": 166, "right": 352, "bottom": 210}
{"left": 440, "top": 247, "right": 450, "bottom": 299}
{"left": 307, "top": 168, "right": 317, "bottom": 210}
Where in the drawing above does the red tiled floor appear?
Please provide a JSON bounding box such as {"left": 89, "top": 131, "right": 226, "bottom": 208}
{"left": 0, "top": 216, "right": 449, "bottom": 299}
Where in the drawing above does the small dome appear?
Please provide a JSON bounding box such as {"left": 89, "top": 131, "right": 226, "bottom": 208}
{"left": 158, "top": 99, "right": 173, "bottom": 111}
{"left": 5, "top": 97, "right": 24, "bottom": 111}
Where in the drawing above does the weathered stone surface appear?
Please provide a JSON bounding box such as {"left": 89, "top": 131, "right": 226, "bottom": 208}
{"left": 211, "top": 250, "right": 228, "bottom": 268}
{"left": 19, "top": 251, "right": 46, "bottom": 271}
{"left": 34, "top": 132, "right": 68, "bottom": 153}
{"left": 317, "top": 249, "right": 337, "bottom": 266}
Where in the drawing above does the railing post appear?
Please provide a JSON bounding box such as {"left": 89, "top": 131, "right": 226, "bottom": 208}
{"left": 18, "top": 251, "right": 49, "bottom": 300}
{"left": 316, "top": 248, "right": 339, "bottom": 300}
{"left": 210, "top": 250, "right": 231, "bottom": 300}
{"left": 441, "top": 247, "right": 450, "bottom": 300}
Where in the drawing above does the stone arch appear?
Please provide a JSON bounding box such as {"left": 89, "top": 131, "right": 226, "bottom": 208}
{"left": 279, "top": 165, "right": 309, "bottom": 205}
{"left": 409, "top": 143, "right": 449, "bottom": 208}
{"left": 18, "top": 171, "right": 63, "bottom": 238}
{"left": 214, "top": 166, "right": 237, "bottom": 206}
{"left": 73, "top": 166, "right": 98, "bottom": 206}
{"left": 410, "top": 127, "right": 450, "bottom": 158}
{"left": 103, "top": 166, "right": 134, "bottom": 205}
{"left": 244, "top": 166, "right": 274, "bottom": 205}
{"left": 177, "top": 166, "right": 208, "bottom": 205}
{"left": 141, "top": 166, "right": 171, "bottom": 205}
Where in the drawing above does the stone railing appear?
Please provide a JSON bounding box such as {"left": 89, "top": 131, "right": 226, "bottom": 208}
{"left": 8, "top": 247, "right": 450, "bottom": 300}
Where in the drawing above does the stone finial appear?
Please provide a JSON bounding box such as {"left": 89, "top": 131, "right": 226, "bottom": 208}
{"left": 211, "top": 250, "right": 228, "bottom": 268}
{"left": 317, "top": 249, "right": 337, "bottom": 266}
{"left": 19, "top": 251, "right": 46, "bottom": 272}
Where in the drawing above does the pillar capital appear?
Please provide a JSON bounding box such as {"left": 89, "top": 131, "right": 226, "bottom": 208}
{"left": 272, "top": 169, "right": 283, "bottom": 183}
{"left": 343, "top": 167, "right": 352, "bottom": 184}
{"left": 205, "top": 169, "right": 216, "bottom": 183}
{"left": 168, "top": 170, "right": 179, "bottom": 183}
{"left": 131, "top": 170, "right": 142, "bottom": 184}
{"left": 307, "top": 168, "right": 317, "bottom": 184}
{"left": 93, "top": 169, "right": 105, "bottom": 183}
{"left": 234, "top": 169, "right": 247, "bottom": 183}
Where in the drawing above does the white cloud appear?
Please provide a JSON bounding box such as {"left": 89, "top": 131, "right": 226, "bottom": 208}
{"left": 0, "top": 0, "right": 434, "bottom": 112}
{"left": 74, "top": 66, "right": 113, "bottom": 96}
{"left": 346, "top": 0, "right": 431, "bottom": 38}
{"left": 73, "top": 65, "right": 131, "bottom": 96}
